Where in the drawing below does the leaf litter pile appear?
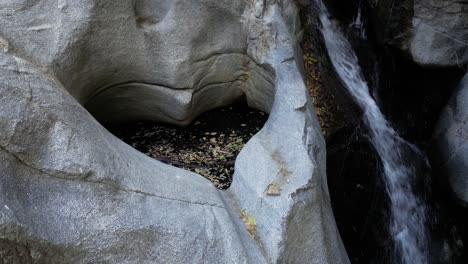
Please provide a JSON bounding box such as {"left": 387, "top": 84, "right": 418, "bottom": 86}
{"left": 109, "top": 101, "right": 268, "bottom": 189}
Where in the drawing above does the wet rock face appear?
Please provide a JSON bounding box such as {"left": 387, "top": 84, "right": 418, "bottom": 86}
{"left": 326, "top": 125, "right": 393, "bottom": 263}
{"left": 313, "top": 0, "right": 465, "bottom": 141}
{"left": 431, "top": 74, "right": 468, "bottom": 206}
{"left": 0, "top": 0, "right": 349, "bottom": 263}
{"left": 296, "top": 0, "right": 363, "bottom": 139}
{"left": 304, "top": 1, "right": 467, "bottom": 262}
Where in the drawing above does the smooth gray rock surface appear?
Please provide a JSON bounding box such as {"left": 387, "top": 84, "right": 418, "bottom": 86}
{"left": 0, "top": 0, "right": 348, "bottom": 263}
{"left": 367, "top": 0, "right": 468, "bottom": 67}
{"left": 411, "top": 0, "right": 468, "bottom": 67}
{"left": 432, "top": 73, "right": 468, "bottom": 206}
{"left": 228, "top": 2, "right": 349, "bottom": 263}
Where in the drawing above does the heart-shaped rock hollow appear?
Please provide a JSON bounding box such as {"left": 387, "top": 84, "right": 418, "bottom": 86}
{"left": 0, "top": 0, "right": 348, "bottom": 263}
{"left": 80, "top": 42, "right": 275, "bottom": 191}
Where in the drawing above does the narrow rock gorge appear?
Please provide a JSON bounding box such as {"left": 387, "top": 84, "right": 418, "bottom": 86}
{"left": 298, "top": 0, "right": 467, "bottom": 263}
{"left": 0, "top": 0, "right": 467, "bottom": 263}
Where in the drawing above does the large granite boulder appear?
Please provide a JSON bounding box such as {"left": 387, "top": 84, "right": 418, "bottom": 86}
{"left": 432, "top": 73, "right": 468, "bottom": 206}
{"left": 0, "top": 0, "right": 348, "bottom": 263}
{"left": 366, "top": 0, "right": 468, "bottom": 67}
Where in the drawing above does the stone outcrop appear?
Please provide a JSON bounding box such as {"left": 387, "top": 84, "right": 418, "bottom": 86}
{"left": 0, "top": 0, "right": 348, "bottom": 263}
{"left": 432, "top": 73, "right": 468, "bottom": 206}
{"left": 366, "top": 0, "right": 468, "bottom": 67}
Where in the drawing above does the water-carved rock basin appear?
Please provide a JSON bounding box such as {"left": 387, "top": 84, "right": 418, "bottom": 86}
{"left": 0, "top": 0, "right": 349, "bottom": 263}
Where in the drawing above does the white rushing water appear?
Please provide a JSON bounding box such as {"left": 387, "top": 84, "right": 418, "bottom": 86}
{"left": 315, "top": 1, "right": 428, "bottom": 263}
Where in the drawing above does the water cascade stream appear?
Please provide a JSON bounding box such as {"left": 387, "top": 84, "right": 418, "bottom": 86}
{"left": 315, "top": 1, "right": 429, "bottom": 263}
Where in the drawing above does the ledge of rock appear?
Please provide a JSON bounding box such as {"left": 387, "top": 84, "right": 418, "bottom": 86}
{"left": 0, "top": 0, "right": 348, "bottom": 263}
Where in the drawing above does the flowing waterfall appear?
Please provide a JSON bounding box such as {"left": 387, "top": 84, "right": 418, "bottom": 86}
{"left": 315, "top": 1, "right": 429, "bottom": 263}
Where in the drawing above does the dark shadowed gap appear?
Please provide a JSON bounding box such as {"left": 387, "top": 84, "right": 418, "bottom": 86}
{"left": 106, "top": 97, "right": 268, "bottom": 189}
